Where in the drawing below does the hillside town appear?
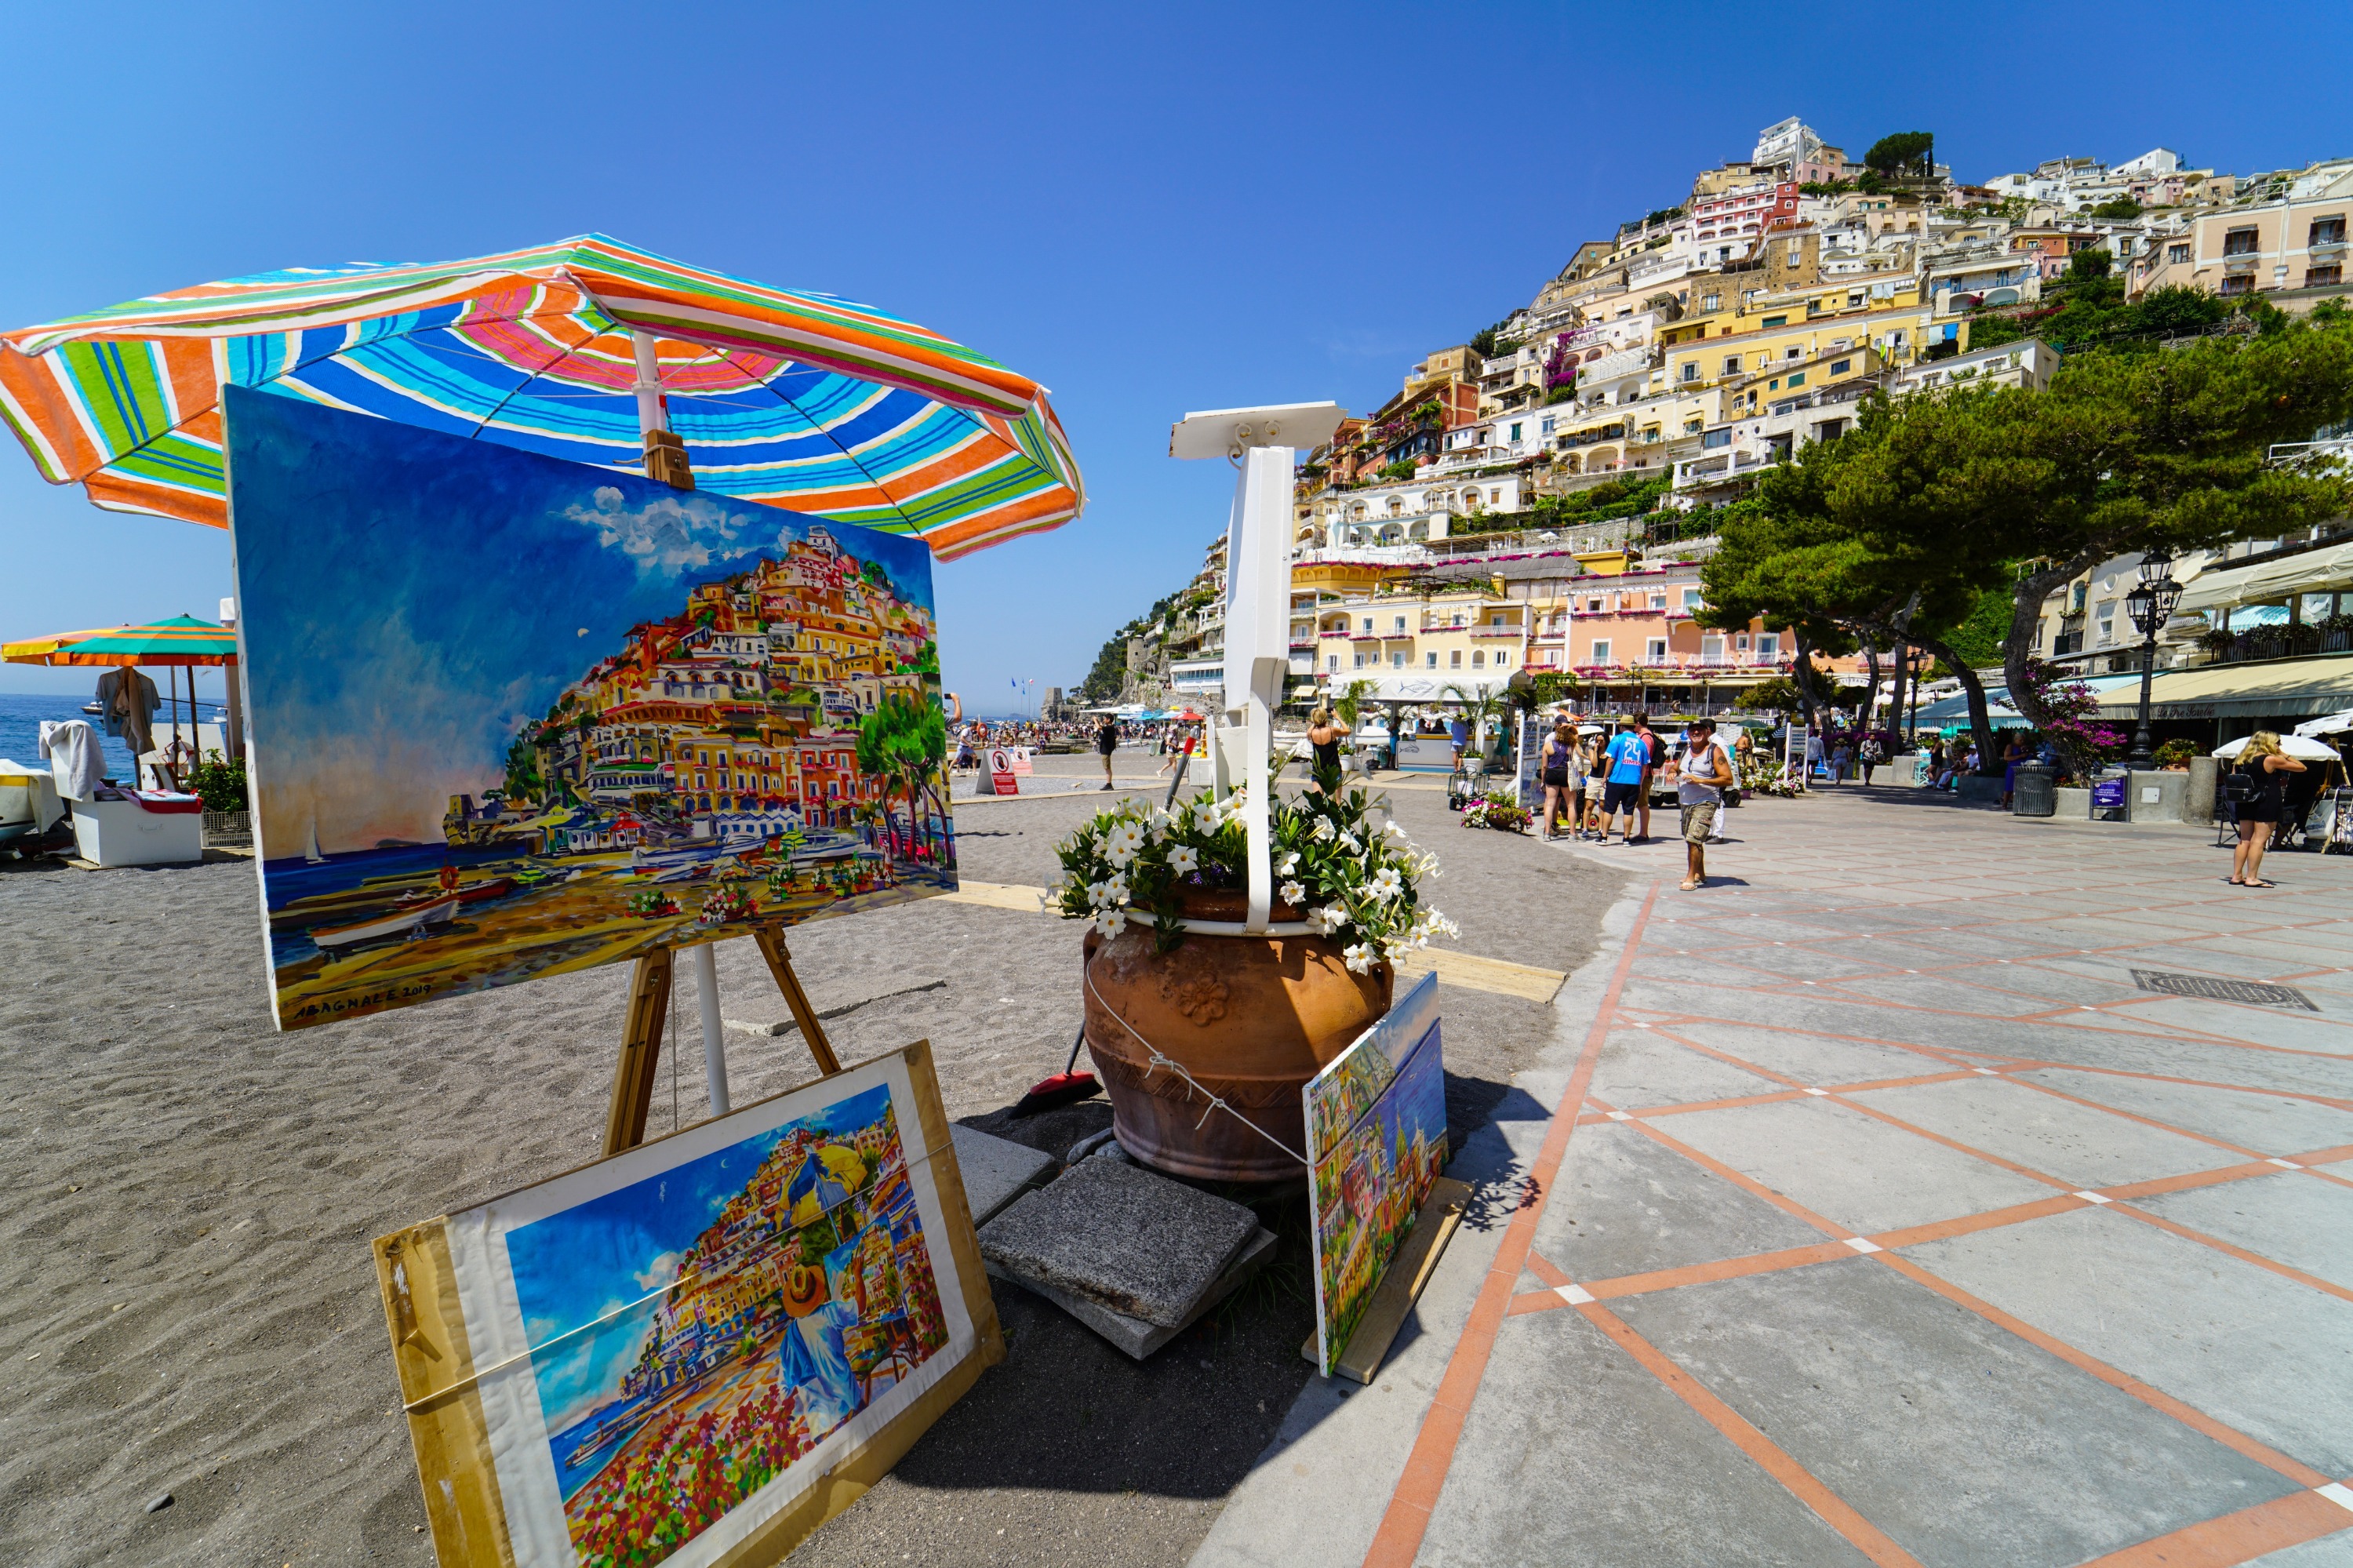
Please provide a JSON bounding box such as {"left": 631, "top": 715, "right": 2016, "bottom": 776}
{"left": 448, "top": 525, "right": 943, "bottom": 857}
{"left": 1085, "top": 118, "right": 2353, "bottom": 750}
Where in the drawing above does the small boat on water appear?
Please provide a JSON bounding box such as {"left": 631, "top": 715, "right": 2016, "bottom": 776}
{"left": 310, "top": 894, "right": 456, "bottom": 951}
{"left": 395, "top": 875, "right": 515, "bottom": 908}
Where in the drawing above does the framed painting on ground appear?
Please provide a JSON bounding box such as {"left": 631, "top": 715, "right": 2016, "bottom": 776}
{"left": 224, "top": 384, "right": 958, "bottom": 1031}
{"left": 376, "top": 1039, "right": 1002, "bottom": 1568}
{"left": 1303, "top": 970, "right": 1446, "bottom": 1377}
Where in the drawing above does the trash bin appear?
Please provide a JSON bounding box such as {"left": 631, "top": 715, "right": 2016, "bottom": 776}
{"left": 2090, "top": 768, "right": 2129, "bottom": 822}
{"left": 2012, "top": 761, "right": 2056, "bottom": 817}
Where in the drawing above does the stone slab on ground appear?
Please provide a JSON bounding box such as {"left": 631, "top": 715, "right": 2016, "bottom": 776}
{"left": 992, "top": 1227, "right": 1278, "bottom": 1360}
{"left": 948, "top": 1123, "right": 1059, "bottom": 1228}
{"left": 979, "top": 1157, "right": 1260, "bottom": 1327}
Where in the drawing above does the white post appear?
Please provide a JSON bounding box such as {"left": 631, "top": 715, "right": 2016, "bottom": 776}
{"left": 1170, "top": 403, "right": 1345, "bottom": 933}
{"left": 695, "top": 944, "right": 730, "bottom": 1115}
{"left": 631, "top": 328, "right": 731, "bottom": 1114}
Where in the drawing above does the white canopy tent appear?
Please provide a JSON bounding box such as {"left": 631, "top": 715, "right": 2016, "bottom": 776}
{"left": 2214, "top": 734, "right": 2338, "bottom": 762}
{"left": 2176, "top": 542, "right": 2353, "bottom": 615}
{"left": 2294, "top": 708, "right": 2353, "bottom": 737}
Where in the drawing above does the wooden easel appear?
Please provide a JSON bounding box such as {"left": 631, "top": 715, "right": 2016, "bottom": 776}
{"left": 599, "top": 409, "right": 844, "bottom": 1156}
{"left": 601, "top": 927, "right": 843, "bottom": 1155}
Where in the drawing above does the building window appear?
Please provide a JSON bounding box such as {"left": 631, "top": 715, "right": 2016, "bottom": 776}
{"left": 1702, "top": 428, "right": 1731, "bottom": 449}
{"left": 1682, "top": 588, "right": 1703, "bottom": 609}
{"left": 1425, "top": 651, "right": 1437, "bottom": 668}
{"left": 1391, "top": 652, "right": 1406, "bottom": 668}
{"left": 1830, "top": 358, "right": 1851, "bottom": 376}
{"left": 1722, "top": 355, "right": 1742, "bottom": 376}
{"left": 1353, "top": 653, "right": 1364, "bottom": 669}
{"left": 1787, "top": 372, "right": 1806, "bottom": 388}
{"left": 1586, "top": 598, "right": 1603, "bottom": 613}
{"left": 1449, "top": 649, "right": 1462, "bottom": 668}
{"left": 1393, "top": 614, "right": 1407, "bottom": 631}
{"left": 1702, "top": 293, "right": 1722, "bottom": 311}
{"left": 1471, "top": 650, "right": 1486, "bottom": 668}
{"left": 1756, "top": 633, "right": 1780, "bottom": 657}
{"left": 2167, "top": 242, "right": 2190, "bottom": 265}
{"left": 1646, "top": 638, "right": 1667, "bottom": 661}
{"left": 2310, "top": 265, "right": 2344, "bottom": 288}
{"left": 1361, "top": 617, "right": 1373, "bottom": 632}
{"left": 1846, "top": 292, "right": 1864, "bottom": 308}
{"left": 1681, "top": 362, "right": 1699, "bottom": 383}
{"left": 2223, "top": 227, "right": 2260, "bottom": 256}
{"left": 2220, "top": 275, "right": 2253, "bottom": 297}
{"left": 1761, "top": 315, "right": 1787, "bottom": 328}
{"left": 1509, "top": 422, "right": 1523, "bottom": 441}
{"left": 1591, "top": 639, "right": 1611, "bottom": 664}
{"left": 1649, "top": 593, "right": 1666, "bottom": 609}
{"left": 2312, "top": 216, "right": 2347, "bottom": 246}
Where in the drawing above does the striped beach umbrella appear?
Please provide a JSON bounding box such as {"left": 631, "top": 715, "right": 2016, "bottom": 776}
{"left": 2, "top": 613, "right": 238, "bottom": 667}
{"left": 0, "top": 235, "right": 1083, "bottom": 560}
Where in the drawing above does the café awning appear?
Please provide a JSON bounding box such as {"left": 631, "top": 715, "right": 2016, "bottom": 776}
{"left": 2089, "top": 657, "right": 2353, "bottom": 721}
{"left": 2174, "top": 542, "right": 2353, "bottom": 614}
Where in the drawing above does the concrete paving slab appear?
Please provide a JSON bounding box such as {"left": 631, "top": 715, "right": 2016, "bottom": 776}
{"left": 2015, "top": 1068, "right": 2353, "bottom": 1154}
{"left": 2117, "top": 995, "right": 2353, "bottom": 1053}
{"left": 1667, "top": 1021, "right": 1958, "bottom": 1086}
{"left": 1533, "top": 1122, "right": 1833, "bottom": 1285}
{"left": 2245, "top": 1529, "right": 2353, "bottom": 1566}
{"left": 1657, "top": 1098, "right": 2058, "bottom": 1235}
{"left": 980, "top": 1158, "right": 1259, "bottom": 1327}
{"left": 1587, "top": 1029, "right": 1783, "bottom": 1111}
{"left": 1970, "top": 1030, "right": 2353, "bottom": 1101}
{"left": 1820, "top": 972, "right": 2079, "bottom": 1018}
{"left": 2135, "top": 1173, "right": 2353, "bottom": 1290}
{"left": 1417, "top": 1306, "right": 1878, "bottom": 1568}
{"left": 1612, "top": 1259, "right": 2304, "bottom": 1568}
{"left": 1839, "top": 1076, "right": 2247, "bottom": 1190}
{"left": 1902, "top": 1206, "right": 2353, "bottom": 1475}
{"left": 949, "top": 1122, "right": 1060, "bottom": 1228}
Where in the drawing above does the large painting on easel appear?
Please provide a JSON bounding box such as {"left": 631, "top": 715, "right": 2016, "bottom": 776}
{"left": 224, "top": 386, "right": 956, "bottom": 1031}
{"left": 1304, "top": 971, "right": 1446, "bottom": 1377}
{"left": 377, "top": 1040, "right": 1002, "bottom": 1568}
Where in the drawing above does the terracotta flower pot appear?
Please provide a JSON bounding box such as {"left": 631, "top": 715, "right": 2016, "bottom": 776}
{"left": 1082, "top": 889, "right": 1391, "bottom": 1183}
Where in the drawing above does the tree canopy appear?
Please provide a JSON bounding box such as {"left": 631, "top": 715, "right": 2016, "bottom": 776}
{"left": 1863, "top": 132, "right": 1934, "bottom": 177}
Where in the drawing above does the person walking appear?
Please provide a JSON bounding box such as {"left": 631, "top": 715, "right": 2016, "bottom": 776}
{"left": 1540, "top": 716, "right": 1577, "bottom": 839}
{"left": 2229, "top": 733, "right": 2304, "bottom": 887}
{"left": 1634, "top": 715, "right": 1660, "bottom": 842}
{"left": 1599, "top": 716, "right": 1648, "bottom": 846}
{"left": 1999, "top": 735, "right": 2027, "bottom": 809}
{"left": 1858, "top": 729, "right": 1886, "bottom": 786}
{"left": 1675, "top": 718, "right": 1734, "bottom": 890}
{"left": 1305, "top": 705, "right": 1351, "bottom": 794}
{"left": 1095, "top": 714, "right": 1121, "bottom": 791}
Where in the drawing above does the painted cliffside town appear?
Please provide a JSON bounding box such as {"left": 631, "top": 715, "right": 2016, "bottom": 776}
{"left": 445, "top": 526, "right": 947, "bottom": 860}
{"left": 1089, "top": 117, "right": 2353, "bottom": 728}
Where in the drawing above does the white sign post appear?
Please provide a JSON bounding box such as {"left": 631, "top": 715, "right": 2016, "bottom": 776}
{"left": 1169, "top": 402, "right": 1345, "bottom": 933}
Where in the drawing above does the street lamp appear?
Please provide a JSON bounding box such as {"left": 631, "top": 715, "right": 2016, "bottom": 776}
{"left": 2122, "top": 549, "right": 2185, "bottom": 769}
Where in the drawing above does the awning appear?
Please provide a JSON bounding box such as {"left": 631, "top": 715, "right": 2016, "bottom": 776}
{"left": 1357, "top": 674, "right": 1509, "bottom": 704}
{"left": 1913, "top": 674, "right": 2139, "bottom": 730}
{"left": 2089, "top": 657, "right": 2353, "bottom": 722}
{"left": 2174, "top": 542, "right": 2353, "bottom": 614}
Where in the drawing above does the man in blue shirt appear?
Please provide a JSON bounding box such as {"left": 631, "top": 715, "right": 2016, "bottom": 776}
{"left": 1600, "top": 715, "right": 1649, "bottom": 846}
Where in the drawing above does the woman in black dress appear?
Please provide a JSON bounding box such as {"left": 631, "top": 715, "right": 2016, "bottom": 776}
{"left": 2231, "top": 732, "right": 2304, "bottom": 887}
{"left": 1305, "top": 705, "right": 1351, "bottom": 793}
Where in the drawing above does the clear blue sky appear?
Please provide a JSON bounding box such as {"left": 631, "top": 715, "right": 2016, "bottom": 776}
{"left": 2, "top": 2, "right": 2347, "bottom": 717}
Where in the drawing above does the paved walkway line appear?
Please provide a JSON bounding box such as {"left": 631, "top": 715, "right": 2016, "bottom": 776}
{"left": 2075, "top": 1483, "right": 2353, "bottom": 1567}
{"left": 932, "top": 881, "right": 1568, "bottom": 1002}
{"left": 1359, "top": 882, "right": 1659, "bottom": 1568}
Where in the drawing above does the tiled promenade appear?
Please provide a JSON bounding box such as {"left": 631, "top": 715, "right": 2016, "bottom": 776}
{"left": 1205, "top": 791, "right": 2353, "bottom": 1568}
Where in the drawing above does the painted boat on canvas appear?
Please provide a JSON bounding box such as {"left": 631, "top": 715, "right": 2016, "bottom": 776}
{"left": 309, "top": 895, "right": 458, "bottom": 951}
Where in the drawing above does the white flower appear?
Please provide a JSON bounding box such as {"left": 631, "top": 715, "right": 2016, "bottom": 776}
{"left": 1103, "top": 872, "right": 1131, "bottom": 906}
{"left": 1276, "top": 851, "right": 1301, "bottom": 876}
{"left": 1311, "top": 817, "right": 1337, "bottom": 842}
{"left": 1311, "top": 904, "right": 1351, "bottom": 936}
{"left": 1369, "top": 866, "right": 1404, "bottom": 900}
{"left": 1383, "top": 820, "right": 1411, "bottom": 844}
{"left": 1384, "top": 940, "right": 1414, "bottom": 964}
{"left": 1145, "top": 806, "right": 1173, "bottom": 842}
{"left": 1336, "top": 830, "right": 1362, "bottom": 854}
{"left": 1279, "top": 879, "right": 1306, "bottom": 905}
{"left": 1419, "top": 908, "right": 1460, "bottom": 940}
{"left": 1166, "top": 844, "right": 1199, "bottom": 876}
{"left": 1096, "top": 907, "right": 1129, "bottom": 937}
{"left": 1086, "top": 879, "right": 1111, "bottom": 908}
{"left": 1343, "top": 942, "right": 1376, "bottom": 974}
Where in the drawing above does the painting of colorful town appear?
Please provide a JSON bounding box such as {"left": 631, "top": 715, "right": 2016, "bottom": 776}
{"left": 497, "top": 1079, "right": 951, "bottom": 1567}
{"left": 1304, "top": 972, "right": 1446, "bottom": 1375}
{"left": 225, "top": 387, "right": 955, "bottom": 1031}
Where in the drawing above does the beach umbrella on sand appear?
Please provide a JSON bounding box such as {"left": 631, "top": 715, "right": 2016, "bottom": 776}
{"left": 3, "top": 613, "right": 242, "bottom": 772}
{"left": 0, "top": 234, "right": 1084, "bottom": 560}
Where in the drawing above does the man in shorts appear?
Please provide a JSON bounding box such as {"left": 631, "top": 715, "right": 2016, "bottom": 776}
{"left": 1096, "top": 715, "right": 1121, "bottom": 790}
{"left": 1675, "top": 717, "right": 1734, "bottom": 890}
{"left": 1599, "top": 716, "right": 1648, "bottom": 845}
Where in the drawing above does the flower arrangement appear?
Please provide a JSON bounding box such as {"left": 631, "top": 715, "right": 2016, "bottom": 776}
{"left": 1460, "top": 791, "right": 1531, "bottom": 833}
{"left": 1048, "top": 782, "right": 1455, "bottom": 971}
{"left": 625, "top": 887, "right": 681, "bottom": 919}
{"left": 698, "top": 880, "right": 758, "bottom": 926}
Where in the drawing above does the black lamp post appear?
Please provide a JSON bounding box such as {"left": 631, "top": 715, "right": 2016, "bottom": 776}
{"left": 2123, "top": 549, "right": 2184, "bottom": 769}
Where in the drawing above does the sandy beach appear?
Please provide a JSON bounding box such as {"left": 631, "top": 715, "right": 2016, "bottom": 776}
{"left": 0, "top": 755, "right": 1627, "bottom": 1566}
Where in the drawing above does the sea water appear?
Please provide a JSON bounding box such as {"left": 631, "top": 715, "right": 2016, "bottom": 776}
{"left": 0, "top": 689, "right": 226, "bottom": 780}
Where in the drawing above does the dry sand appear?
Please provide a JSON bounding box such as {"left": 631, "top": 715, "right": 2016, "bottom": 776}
{"left": 0, "top": 755, "right": 1627, "bottom": 1566}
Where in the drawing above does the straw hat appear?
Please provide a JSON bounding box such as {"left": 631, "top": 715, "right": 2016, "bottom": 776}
{"left": 782, "top": 1263, "right": 829, "bottom": 1319}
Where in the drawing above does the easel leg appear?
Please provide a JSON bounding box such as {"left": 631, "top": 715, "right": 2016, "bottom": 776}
{"left": 753, "top": 925, "right": 841, "bottom": 1076}
{"left": 602, "top": 948, "right": 674, "bottom": 1155}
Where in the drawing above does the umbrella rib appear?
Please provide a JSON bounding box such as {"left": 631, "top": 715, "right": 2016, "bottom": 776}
{"left": 724, "top": 351, "right": 920, "bottom": 536}
{"left": 464, "top": 327, "right": 606, "bottom": 445}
